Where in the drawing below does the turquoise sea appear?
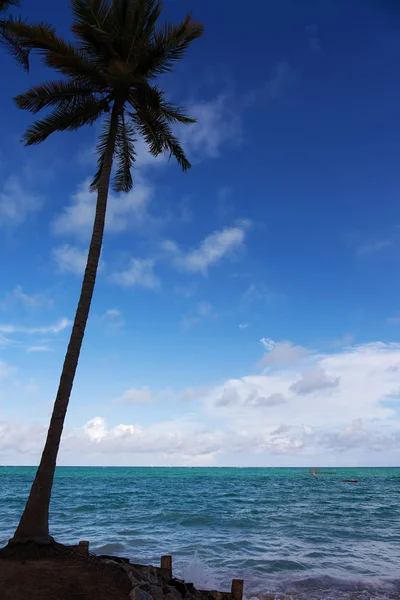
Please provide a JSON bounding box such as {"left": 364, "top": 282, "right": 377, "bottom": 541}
{"left": 0, "top": 467, "right": 399, "bottom": 599}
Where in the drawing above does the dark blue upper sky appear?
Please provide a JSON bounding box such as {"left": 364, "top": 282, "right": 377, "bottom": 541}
{"left": 1, "top": 0, "right": 400, "bottom": 465}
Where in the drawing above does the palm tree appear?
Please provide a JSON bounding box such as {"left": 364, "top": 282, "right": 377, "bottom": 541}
{"left": 7, "top": 0, "right": 203, "bottom": 545}
{"left": 0, "top": 0, "right": 29, "bottom": 68}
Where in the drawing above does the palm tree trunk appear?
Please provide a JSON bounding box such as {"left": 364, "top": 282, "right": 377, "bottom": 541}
{"left": 10, "top": 103, "right": 120, "bottom": 544}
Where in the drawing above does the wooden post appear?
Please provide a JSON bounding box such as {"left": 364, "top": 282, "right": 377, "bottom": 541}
{"left": 231, "top": 579, "right": 244, "bottom": 600}
{"left": 160, "top": 555, "right": 172, "bottom": 579}
{"left": 78, "top": 540, "right": 89, "bottom": 556}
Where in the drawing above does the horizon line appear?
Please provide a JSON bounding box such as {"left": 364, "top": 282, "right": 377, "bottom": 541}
{"left": 1, "top": 464, "right": 399, "bottom": 469}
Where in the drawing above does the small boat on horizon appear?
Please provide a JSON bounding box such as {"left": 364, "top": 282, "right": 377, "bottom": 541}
{"left": 342, "top": 479, "right": 359, "bottom": 483}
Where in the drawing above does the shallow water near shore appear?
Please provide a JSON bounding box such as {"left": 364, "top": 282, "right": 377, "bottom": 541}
{"left": 0, "top": 467, "right": 399, "bottom": 599}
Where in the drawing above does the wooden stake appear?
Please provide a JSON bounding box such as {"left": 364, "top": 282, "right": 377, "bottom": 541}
{"left": 231, "top": 579, "right": 244, "bottom": 600}
{"left": 78, "top": 540, "right": 89, "bottom": 555}
{"left": 160, "top": 555, "right": 172, "bottom": 579}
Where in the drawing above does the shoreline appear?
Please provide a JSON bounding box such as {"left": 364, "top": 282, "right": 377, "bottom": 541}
{"left": 1, "top": 539, "right": 399, "bottom": 600}
{"left": 1, "top": 467, "right": 398, "bottom": 599}
{"left": 0, "top": 540, "right": 243, "bottom": 600}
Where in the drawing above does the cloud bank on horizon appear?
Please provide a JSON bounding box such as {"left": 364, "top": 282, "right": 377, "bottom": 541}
{"left": 0, "top": 338, "right": 399, "bottom": 466}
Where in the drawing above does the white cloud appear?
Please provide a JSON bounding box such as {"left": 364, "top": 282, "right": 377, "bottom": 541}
{"left": 272, "top": 424, "right": 291, "bottom": 436}
{"left": 111, "top": 258, "right": 160, "bottom": 289}
{"left": 215, "top": 186, "right": 234, "bottom": 219}
{"left": 265, "top": 62, "right": 297, "bottom": 99}
{"left": 2, "top": 286, "right": 52, "bottom": 310}
{"left": 103, "top": 309, "right": 121, "bottom": 319}
{"left": 118, "top": 386, "right": 153, "bottom": 404}
{"left": 356, "top": 239, "right": 392, "bottom": 256}
{"left": 26, "top": 345, "right": 52, "bottom": 353}
{"left": 0, "top": 333, "right": 13, "bottom": 347}
{"left": 99, "top": 308, "right": 124, "bottom": 329}
{"left": 197, "top": 301, "right": 212, "bottom": 316}
{"left": 332, "top": 333, "right": 354, "bottom": 347}
{"left": 259, "top": 338, "right": 309, "bottom": 367}
{"left": 0, "top": 177, "right": 42, "bottom": 227}
{"left": 208, "top": 342, "right": 400, "bottom": 438}
{"left": 289, "top": 367, "right": 340, "bottom": 395}
{"left": 239, "top": 323, "right": 248, "bottom": 329}
{"left": 2, "top": 341, "right": 400, "bottom": 466}
{"left": 83, "top": 416, "right": 108, "bottom": 441}
{"left": 387, "top": 315, "right": 400, "bottom": 325}
{"left": 0, "top": 317, "right": 71, "bottom": 335}
{"left": 305, "top": 24, "right": 322, "bottom": 53}
{"left": 52, "top": 177, "right": 155, "bottom": 240}
{"left": 77, "top": 416, "right": 225, "bottom": 465}
{"left": 181, "top": 301, "right": 214, "bottom": 330}
{"left": 174, "top": 283, "right": 198, "bottom": 299}
{"left": 242, "top": 284, "right": 276, "bottom": 304}
{"left": 251, "top": 393, "right": 287, "bottom": 407}
{"left": 0, "top": 360, "right": 15, "bottom": 378}
{"left": 24, "top": 379, "right": 39, "bottom": 394}
{"left": 133, "top": 135, "right": 169, "bottom": 168}
{"left": 178, "top": 95, "right": 242, "bottom": 160}
{"left": 215, "top": 381, "right": 287, "bottom": 408}
{"left": 53, "top": 244, "right": 88, "bottom": 275}
{"left": 0, "top": 420, "right": 48, "bottom": 458}
{"left": 177, "top": 386, "right": 211, "bottom": 402}
{"left": 164, "top": 224, "right": 249, "bottom": 275}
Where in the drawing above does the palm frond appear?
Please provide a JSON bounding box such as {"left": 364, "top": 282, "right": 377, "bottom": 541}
{"left": 72, "top": 21, "right": 118, "bottom": 62}
{"left": 0, "top": 0, "right": 20, "bottom": 12}
{"left": 130, "top": 80, "right": 162, "bottom": 112}
{"left": 121, "top": 0, "right": 162, "bottom": 64}
{"left": 136, "top": 14, "right": 203, "bottom": 78}
{"left": 131, "top": 82, "right": 195, "bottom": 124}
{"left": 162, "top": 130, "right": 191, "bottom": 171}
{"left": 72, "top": 0, "right": 119, "bottom": 61}
{"left": 10, "top": 0, "right": 200, "bottom": 187}
{"left": 130, "top": 109, "right": 162, "bottom": 155}
{"left": 22, "top": 95, "right": 105, "bottom": 145}
{"left": 6, "top": 20, "right": 72, "bottom": 51}
{"left": 158, "top": 100, "right": 196, "bottom": 125}
{"left": 72, "top": 0, "right": 111, "bottom": 30}
{"left": 113, "top": 112, "right": 136, "bottom": 192}
{"left": 46, "top": 50, "right": 107, "bottom": 88}
{"left": 6, "top": 19, "right": 107, "bottom": 86}
{"left": 131, "top": 108, "right": 191, "bottom": 171}
{"left": 15, "top": 79, "right": 96, "bottom": 114}
{"left": 90, "top": 113, "right": 111, "bottom": 190}
{"left": 139, "top": 0, "right": 162, "bottom": 39}
{"left": 0, "top": 18, "right": 29, "bottom": 69}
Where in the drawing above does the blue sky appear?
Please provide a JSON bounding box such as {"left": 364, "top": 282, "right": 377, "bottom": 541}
{"left": 0, "top": 0, "right": 400, "bottom": 466}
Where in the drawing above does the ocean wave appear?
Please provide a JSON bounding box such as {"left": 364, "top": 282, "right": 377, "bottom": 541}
{"left": 94, "top": 542, "right": 126, "bottom": 554}
{"left": 1, "top": 466, "right": 399, "bottom": 599}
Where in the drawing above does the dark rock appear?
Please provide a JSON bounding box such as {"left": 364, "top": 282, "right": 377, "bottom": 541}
{"left": 98, "top": 554, "right": 130, "bottom": 564}
{"left": 129, "top": 588, "right": 153, "bottom": 600}
{"left": 162, "top": 585, "right": 179, "bottom": 596}
{"left": 146, "top": 584, "right": 165, "bottom": 600}
{"left": 126, "top": 570, "right": 142, "bottom": 587}
{"left": 170, "top": 579, "right": 187, "bottom": 597}
{"left": 164, "top": 594, "right": 181, "bottom": 600}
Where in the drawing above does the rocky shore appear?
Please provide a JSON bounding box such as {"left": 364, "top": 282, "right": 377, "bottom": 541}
{"left": 0, "top": 541, "right": 243, "bottom": 600}
{"left": 100, "top": 555, "right": 213, "bottom": 600}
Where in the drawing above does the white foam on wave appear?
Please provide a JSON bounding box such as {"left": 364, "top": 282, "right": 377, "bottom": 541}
{"left": 94, "top": 542, "right": 126, "bottom": 554}
{"left": 179, "top": 555, "right": 399, "bottom": 600}
{"left": 180, "top": 551, "right": 218, "bottom": 590}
